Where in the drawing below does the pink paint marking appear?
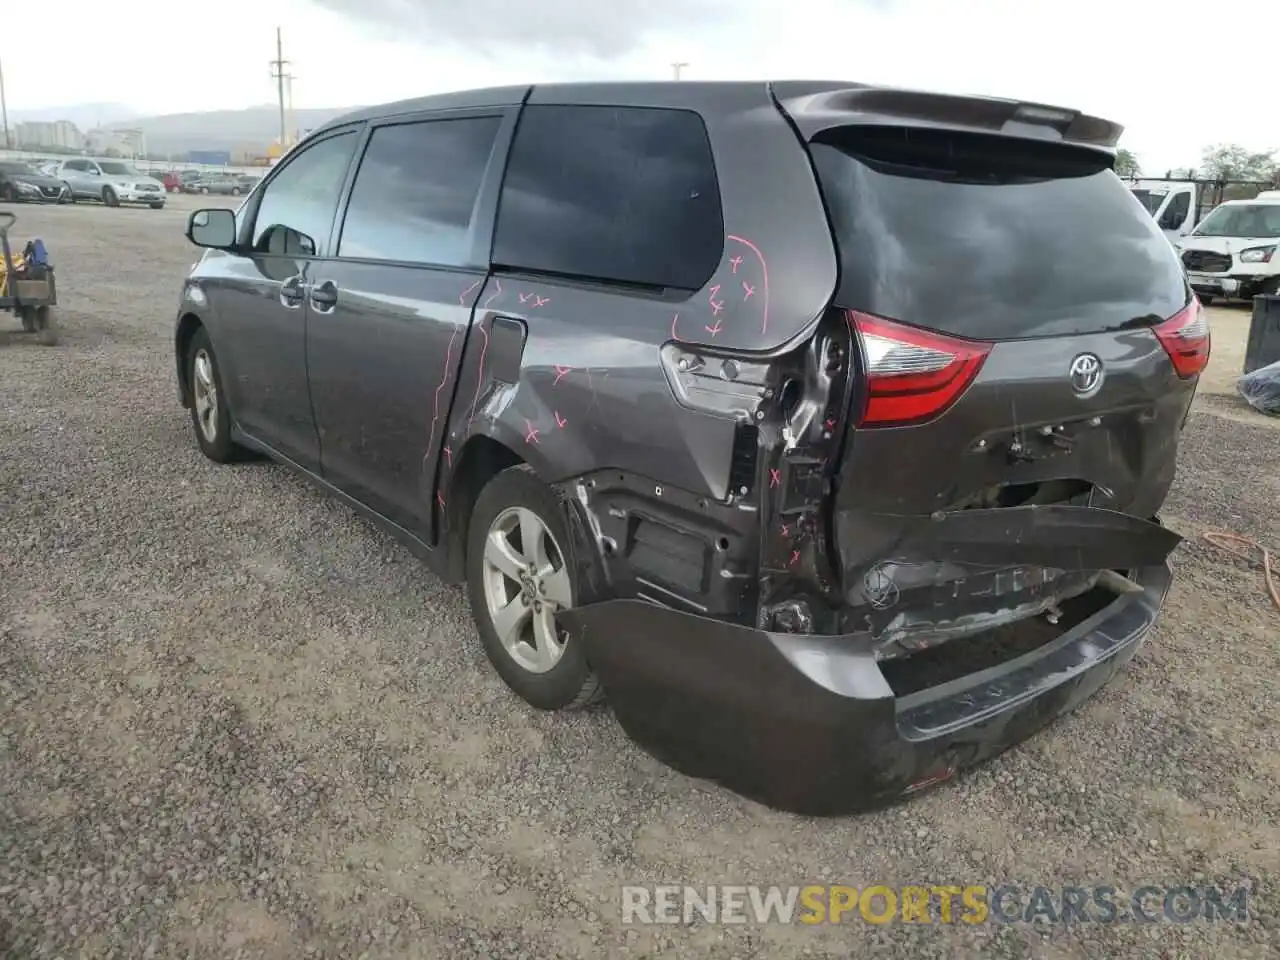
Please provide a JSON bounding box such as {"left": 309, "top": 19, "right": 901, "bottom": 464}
{"left": 780, "top": 523, "right": 790, "bottom": 537}
{"left": 730, "top": 255, "right": 743, "bottom": 274}
{"left": 824, "top": 417, "right": 836, "bottom": 431}
{"left": 532, "top": 295, "right": 550, "bottom": 309}
{"left": 524, "top": 419, "right": 540, "bottom": 445}
{"left": 422, "top": 320, "right": 462, "bottom": 479}
{"left": 769, "top": 468, "right": 781, "bottom": 488}
{"left": 709, "top": 298, "right": 724, "bottom": 316}
{"left": 705, "top": 320, "right": 723, "bottom": 336}
{"left": 671, "top": 313, "right": 684, "bottom": 341}
{"left": 458, "top": 278, "right": 482, "bottom": 306}
{"left": 790, "top": 550, "right": 801, "bottom": 567}
{"left": 553, "top": 365, "right": 572, "bottom": 386}
{"left": 443, "top": 446, "right": 452, "bottom": 467}
{"left": 466, "top": 322, "right": 490, "bottom": 430}
{"left": 742, "top": 281, "right": 755, "bottom": 300}
{"left": 482, "top": 277, "right": 504, "bottom": 310}
{"left": 555, "top": 411, "right": 567, "bottom": 429}
{"left": 727, "top": 235, "right": 770, "bottom": 335}
{"left": 437, "top": 491, "right": 446, "bottom": 508}
{"left": 518, "top": 292, "right": 533, "bottom": 305}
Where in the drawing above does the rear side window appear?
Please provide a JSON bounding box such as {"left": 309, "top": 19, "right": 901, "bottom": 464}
{"left": 493, "top": 104, "right": 723, "bottom": 291}
{"left": 338, "top": 116, "right": 502, "bottom": 267}
{"left": 810, "top": 128, "right": 1188, "bottom": 339}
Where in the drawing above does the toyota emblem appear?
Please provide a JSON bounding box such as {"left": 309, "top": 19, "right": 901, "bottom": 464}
{"left": 1068, "top": 353, "right": 1104, "bottom": 397}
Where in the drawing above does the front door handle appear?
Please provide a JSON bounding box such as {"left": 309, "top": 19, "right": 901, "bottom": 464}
{"left": 279, "top": 274, "right": 306, "bottom": 309}
{"left": 309, "top": 279, "right": 338, "bottom": 312}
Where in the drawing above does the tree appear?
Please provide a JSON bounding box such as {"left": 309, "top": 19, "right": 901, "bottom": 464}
{"left": 1114, "top": 148, "right": 1140, "bottom": 178}
{"left": 1198, "top": 143, "right": 1277, "bottom": 181}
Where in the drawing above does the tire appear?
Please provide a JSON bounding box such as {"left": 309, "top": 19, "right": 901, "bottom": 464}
{"left": 102, "top": 186, "right": 119, "bottom": 207}
{"left": 63, "top": 183, "right": 76, "bottom": 203}
{"left": 231, "top": 187, "right": 241, "bottom": 196}
{"left": 465, "top": 464, "right": 603, "bottom": 710}
{"left": 200, "top": 186, "right": 210, "bottom": 195}
{"left": 19, "top": 306, "right": 36, "bottom": 332}
{"left": 0, "top": 183, "right": 14, "bottom": 202}
{"left": 29, "top": 306, "right": 58, "bottom": 346}
{"left": 150, "top": 202, "right": 164, "bottom": 210}
{"left": 186, "top": 327, "right": 243, "bottom": 463}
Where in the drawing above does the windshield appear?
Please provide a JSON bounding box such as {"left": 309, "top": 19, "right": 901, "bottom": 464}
{"left": 0, "top": 161, "right": 36, "bottom": 175}
{"left": 99, "top": 162, "right": 141, "bottom": 177}
{"left": 1192, "top": 203, "right": 1280, "bottom": 239}
{"left": 810, "top": 127, "right": 1187, "bottom": 339}
{"left": 1130, "top": 189, "right": 1166, "bottom": 216}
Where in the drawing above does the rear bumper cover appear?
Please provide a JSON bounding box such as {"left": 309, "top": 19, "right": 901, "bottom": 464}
{"left": 558, "top": 559, "right": 1172, "bottom": 816}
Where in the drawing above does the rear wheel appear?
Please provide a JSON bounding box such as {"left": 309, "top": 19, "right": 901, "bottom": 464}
{"left": 149, "top": 202, "right": 164, "bottom": 210}
{"left": 102, "top": 186, "right": 119, "bottom": 207}
{"left": 0, "top": 183, "right": 15, "bottom": 202}
{"left": 186, "top": 327, "right": 244, "bottom": 463}
{"left": 466, "top": 465, "right": 603, "bottom": 710}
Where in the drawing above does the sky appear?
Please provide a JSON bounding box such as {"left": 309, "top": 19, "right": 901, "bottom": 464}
{"left": 3, "top": 0, "right": 1275, "bottom": 174}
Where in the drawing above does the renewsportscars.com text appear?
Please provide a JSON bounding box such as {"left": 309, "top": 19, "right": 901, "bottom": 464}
{"left": 621, "top": 884, "right": 1250, "bottom": 925}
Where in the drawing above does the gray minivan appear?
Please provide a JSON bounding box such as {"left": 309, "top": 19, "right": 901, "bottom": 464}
{"left": 174, "top": 81, "right": 1204, "bottom": 815}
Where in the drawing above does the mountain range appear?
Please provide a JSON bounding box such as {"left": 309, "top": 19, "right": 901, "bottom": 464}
{"left": 9, "top": 103, "right": 361, "bottom": 155}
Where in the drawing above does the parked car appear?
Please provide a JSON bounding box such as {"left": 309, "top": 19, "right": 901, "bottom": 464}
{"left": 0, "top": 160, "right": 71, "bottom": 203}
{"left": 173, "top": 81, "right": 1202, "bottom": 816}
{"left": 51, "top": 159, "right": 166, "bottom": 208}
{"left": 187, "top": 174, "right": 253, "bottom": 196}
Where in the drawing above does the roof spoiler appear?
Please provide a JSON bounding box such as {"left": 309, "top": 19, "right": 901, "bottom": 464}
{"left": 770, "top": 82, "right": 1124, "bottom": 150}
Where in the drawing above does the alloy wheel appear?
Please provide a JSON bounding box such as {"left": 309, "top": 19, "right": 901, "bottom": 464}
{"left": 480, "top": 506, "right": 573, "bottom": 674}
{"left": 192, "top": 349, "right": 218, "bottom": 442}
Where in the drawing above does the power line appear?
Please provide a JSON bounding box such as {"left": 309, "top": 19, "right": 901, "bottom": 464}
{"left": 671, "top": 62, "right": 688, "bottom": 81}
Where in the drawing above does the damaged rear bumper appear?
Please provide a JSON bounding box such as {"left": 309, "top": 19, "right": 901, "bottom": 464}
{"left": 558, "top": 559, "right": 1172, "bottom": 816}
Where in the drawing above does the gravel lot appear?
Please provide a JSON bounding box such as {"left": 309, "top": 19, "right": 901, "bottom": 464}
{"left": 1, "top": 196, "right": 1277, "bottom": 959}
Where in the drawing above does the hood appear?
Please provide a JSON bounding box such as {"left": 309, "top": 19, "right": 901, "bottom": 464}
{"left": 1179, "top": 235, "right": 1276, "bottom": 253}
{"left": 7, "top": 172, "right": 65, "bottom": 189}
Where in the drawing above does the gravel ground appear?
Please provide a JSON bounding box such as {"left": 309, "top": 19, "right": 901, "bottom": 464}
{"left": 1, "top": 197, "right": 1277, "bottom": 959}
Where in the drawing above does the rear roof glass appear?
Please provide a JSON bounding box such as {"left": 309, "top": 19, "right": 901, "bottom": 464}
{"left": 810, "top": 127, "right": 1188, "bottom": 340}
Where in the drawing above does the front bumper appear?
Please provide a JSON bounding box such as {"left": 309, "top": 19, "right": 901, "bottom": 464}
{"left": 559, "top": 559, "right": 1172, "bottom": 816}
{"left": 13, "top": 184, "right": 68, "bottom": 203}
{"left": 1186, "top": 272, "right": 1275, "bottom": 297}
{"left": 118, "top": 190, "right": 165, "bottom": 205}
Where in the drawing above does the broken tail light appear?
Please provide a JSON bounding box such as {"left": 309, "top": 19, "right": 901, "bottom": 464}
{"left": 846, "top": 310, "right": 991, "bottom": 427}
{"left": 1152, "top": 298, "right": 1210, "bottom": 379}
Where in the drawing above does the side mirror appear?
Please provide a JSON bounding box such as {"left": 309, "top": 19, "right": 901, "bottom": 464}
{"left": 187, "top": 208, "right": 237, "bottom": 250}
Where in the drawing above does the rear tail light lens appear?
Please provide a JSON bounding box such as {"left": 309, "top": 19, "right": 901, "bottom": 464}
{"left": 1152, "top": 298, "right": 1210, "bottom": 378}
{"left": 846, "top": 310, "right": 991, "bottom": 427}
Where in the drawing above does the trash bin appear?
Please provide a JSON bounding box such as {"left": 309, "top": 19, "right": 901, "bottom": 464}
{"left": 1244, "top": 294, "right": 1280, "bottom": 374}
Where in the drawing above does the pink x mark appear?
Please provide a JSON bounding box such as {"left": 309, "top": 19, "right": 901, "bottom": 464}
{"left": 553, "top": 365, "right": 572, "bottom": 385}
{"left": 769, "top": 468, "right": 781, "bottom": 488}
{"left": 524, "top": 420, "right": 540, "bottom": 444}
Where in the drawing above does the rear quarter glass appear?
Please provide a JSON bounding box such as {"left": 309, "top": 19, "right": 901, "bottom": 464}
{"left": 810, "top": 127, "right": 1189, "bottom": 340}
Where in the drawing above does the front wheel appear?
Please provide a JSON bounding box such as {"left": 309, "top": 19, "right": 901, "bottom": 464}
{"left": 186, "top": 327, "right": 244, "bottom": 463}
{"left": 21, "top": 305, "right": 58, "bottom": 345}
{"left": 150, "top": 202, "right": 164, "bottom": 210}
{"left": 102, "top": 186, "right": 119, "bottom": 207}
{"left": 0, "top": 183, "right": 15, "bottom": 202}
{"left": 466, "top": 465, "right": 603, "bottom": 710}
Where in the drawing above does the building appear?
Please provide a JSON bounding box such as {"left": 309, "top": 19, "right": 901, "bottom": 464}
{"left": 84, "top": 127, "right": 147, "bottom": 158}
{"left": 14, "top": 120, "right": 84, "bottom": 151}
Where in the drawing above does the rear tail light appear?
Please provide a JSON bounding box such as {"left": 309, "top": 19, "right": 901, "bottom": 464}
{"left": 846, "top": 310, "right": 991, "bottom": 427}
{"left": 1152, "top": 298, "right": 1210, "bottom": 379}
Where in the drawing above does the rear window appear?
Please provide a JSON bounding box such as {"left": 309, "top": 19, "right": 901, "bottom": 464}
{"left": 810, "top": 128, "right": 1188, "bottom": 340}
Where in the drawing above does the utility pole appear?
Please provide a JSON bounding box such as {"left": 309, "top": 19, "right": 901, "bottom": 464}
{"left": 269, "top": 28, "right": 288, "bottom": 148}
{"left": 671, "top": 62, "right": 688, "bottom": 81}
{"left": 0, "top": 52, "right": 10, "bottom": 150}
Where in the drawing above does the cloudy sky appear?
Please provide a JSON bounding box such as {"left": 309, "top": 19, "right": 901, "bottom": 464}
{"left": 4, "top": 0, "right": 1273, "bottom": 173}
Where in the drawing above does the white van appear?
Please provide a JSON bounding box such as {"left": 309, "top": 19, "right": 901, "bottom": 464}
{"left": 1176, "top": 195, "right": 1280, "bottom": 302}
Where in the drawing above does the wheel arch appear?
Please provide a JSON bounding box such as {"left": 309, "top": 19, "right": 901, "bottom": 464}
{"left": 175, "top": 312, "right": 205, "bottom": 407}
{"left": 443, "top": 434, "right": 526, "bottom": 580}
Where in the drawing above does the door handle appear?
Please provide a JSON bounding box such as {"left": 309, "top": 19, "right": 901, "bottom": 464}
{"left": 309, "top": 279, "right": 339, "bottom": 312}
{"left": 279, "top": 274, "right": 306, "bottom": 309}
